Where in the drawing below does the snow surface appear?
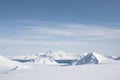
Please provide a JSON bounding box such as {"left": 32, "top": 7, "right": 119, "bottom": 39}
{"left": 0, "top": 63, "right": 120, "bottom": 80}
{"left": 1, "top": 52, "right": 120, "bottom": 80}
{"left": 0, "top": 55, "right": 31, "bottom": 74}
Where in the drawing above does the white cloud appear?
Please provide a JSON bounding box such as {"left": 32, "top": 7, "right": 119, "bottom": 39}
{"left": 0, "top": 38, "right": 79, "bottom": 46}
{"left": 0, "top": 21, "right": 120, "bottom": 55}
{"left": 24, "top": 23, "right": 120, "bottom": 39}
{"left": 1, "top": 20, "right": 120, "bottom": 47}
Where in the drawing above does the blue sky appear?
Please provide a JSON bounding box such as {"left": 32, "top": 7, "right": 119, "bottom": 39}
{"left": 0, "top": 0, "right": 120, "bottom": 56}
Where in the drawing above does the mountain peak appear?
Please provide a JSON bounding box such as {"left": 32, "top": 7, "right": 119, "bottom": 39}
{"left": 76, "top": 52, "right": 98, "bottom": 65}
{"left": 76, "top": 52, "right": 111, "bottom": 65}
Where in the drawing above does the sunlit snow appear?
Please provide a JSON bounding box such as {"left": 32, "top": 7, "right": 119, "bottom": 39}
{"left": 0, "top": 52, "right": 120, "bottom": 80}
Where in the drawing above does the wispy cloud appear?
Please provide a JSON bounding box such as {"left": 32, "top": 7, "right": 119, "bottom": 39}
{"left": 25, "top": 27, "right": 74, "bottom": 36}
{"left": 24, "top": 23, "right": 120, "bottom": 39}
{"left": 0, "top": 20, "right": 120, "bottom": 55}
{"left": 1, "top": 20, "right": 120, "bottom": 46}
{"left": 0, "top": 38, "right": 79, "bottom": 46}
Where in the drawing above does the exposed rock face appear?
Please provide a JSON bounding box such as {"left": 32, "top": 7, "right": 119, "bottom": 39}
{"left": 76, "top": 53, "right": 98, "bottom": 65}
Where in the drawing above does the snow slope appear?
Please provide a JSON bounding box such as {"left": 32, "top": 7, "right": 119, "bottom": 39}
{"left": 0, "top": 55, "right": 30, "bottom": 74}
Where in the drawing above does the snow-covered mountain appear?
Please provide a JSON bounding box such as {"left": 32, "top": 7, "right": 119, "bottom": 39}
{"left": 48, "top": 51, "right": 76, "bottom": 60}
{"left": 104, "top": 55, "right": 120, "bottom": 60}
{"left": 1, "top": 53, "right": 120, "bottom": 80}
{"left": 109, "top": 56, "right": 120, "bottom": 60}
{"left": 12, "top": 55, "right": 37, "bottom": 60}
{"left": 11, "top": 51, "right": 119, "bottom": 65}
{"left": 76, "top": 52, "right": 114, "bottom": 65}
{"left": 11, "top": 54, "right": 58, "bottom": 65}
{"left": 12, "top": 51, "right": 76, "bottom": 60}
{"left": 11, "top": 51, "right": 77, "bottom": 63}
{"left": 0, "top": 55, "right": 30, "bottom": 74}
{"left": 113, "top": 56, "right": 120, "bottom": 60}
{"left": 33, "top": 54, "right": 58, "bottom": 64}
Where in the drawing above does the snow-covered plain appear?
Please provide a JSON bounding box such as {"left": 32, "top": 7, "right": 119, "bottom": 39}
{"left": 1, "top": 63, "right": 120, "bottom": 80}
{"left": 0, "top": 52, "right": 120, "bottom": 80}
